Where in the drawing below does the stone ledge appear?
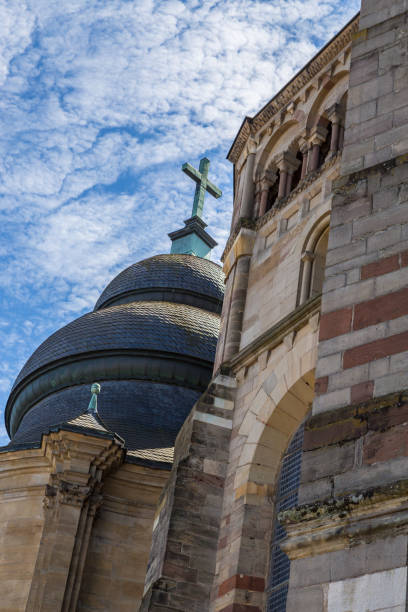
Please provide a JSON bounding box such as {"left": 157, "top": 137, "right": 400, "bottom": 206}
{"left": 280, "top": 478, "right": 408, "bottom": 559}
{"left": 306, "top": 390, "right": 408, "bottom": 432}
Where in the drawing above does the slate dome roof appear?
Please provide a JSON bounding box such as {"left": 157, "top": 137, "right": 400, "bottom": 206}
{"left": 5, "top": 253, "right": 224, "bottom": 462}
{"left": 11, "top": 381, "right": 201, "bottom": 463}
{"left": 12, "top": 301, "right": 219, "bottom": 391}
{"left": 94, "top": 254, "right": 224, "bottom": 312}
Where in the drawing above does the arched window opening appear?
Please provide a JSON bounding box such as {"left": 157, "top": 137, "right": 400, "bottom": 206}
{"left": 267, "top": 171, "right": 280, "bottom": 211}
{"left": 310, "top": 228, "right": 329, "bottom": 298}
{"left": 299, "top": 224, "right": 329, "bottom": 305}
{"left": 266, "top": 422, "right": 305, "bottom": 612}
{"left": 289, "top": 150, "right": 303, "bottom": 193}
{"left": 318, "top": 122, "right": 332, "bottom": 167}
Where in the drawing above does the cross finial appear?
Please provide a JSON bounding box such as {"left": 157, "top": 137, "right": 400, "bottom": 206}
{"left": 182, "top": 157, "right": 222, "bottom": 219}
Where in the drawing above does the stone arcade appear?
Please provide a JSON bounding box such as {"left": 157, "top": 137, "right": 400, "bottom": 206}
{"left": 2, "top": 1, "right": 408, "bottom": 611}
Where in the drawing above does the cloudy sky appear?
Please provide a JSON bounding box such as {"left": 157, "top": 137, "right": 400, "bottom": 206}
{"left": 0, "top": 0, "right": 359, "bottom": 444}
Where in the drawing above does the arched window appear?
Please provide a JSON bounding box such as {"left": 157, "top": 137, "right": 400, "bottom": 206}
{"left": 298, "top": 223, "right": 330, "bottom": 305}
{"left": 310, "top": 228, "right": 329, "bottom": 297}
{"left": 267, "top": 173, "right": 280, "bottom": 211}
{"left": 289, "top": 150, "right": 303, "bottom": 193}
{"left": 318, "top": 122, "right": 331, "bottom": 167}
{"left": 266, "top": 422, "right": 305, "bottom": 611}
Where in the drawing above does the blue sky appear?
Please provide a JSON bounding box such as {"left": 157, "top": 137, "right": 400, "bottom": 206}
{"left": 0, "top": 0, "right": 360, "bottom": 444}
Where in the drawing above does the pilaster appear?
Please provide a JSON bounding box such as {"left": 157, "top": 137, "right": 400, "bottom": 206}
{"left": 26, "top": 429, "right": 124, "bottom": 611}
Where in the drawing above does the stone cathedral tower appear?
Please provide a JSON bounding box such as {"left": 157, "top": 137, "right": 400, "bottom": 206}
{"left": 2, "top": 2, "right": 408, "bottom": 612}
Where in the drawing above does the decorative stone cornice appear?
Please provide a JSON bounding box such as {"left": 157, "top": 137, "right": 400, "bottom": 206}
{"left": 227, "top": 294, "right": 321, "bottom": 371}
{"left": 227, "top": 15, "right": 358, "bottom": 164}
{"left": 279, "top": 479, "right": 408, "bottom": 560}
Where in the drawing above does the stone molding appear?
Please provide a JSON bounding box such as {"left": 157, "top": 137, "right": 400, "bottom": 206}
{"left": 227, "top": 294, "right": 321, "bottom": 371}
{"left": 280, "top": 479, "right": 408, "bottom": 560}
{"left": 227, "top": 16, "right": 358, "bottom": 163}
{"left": 221, "top": 219, "right": 257, "bottom": 263}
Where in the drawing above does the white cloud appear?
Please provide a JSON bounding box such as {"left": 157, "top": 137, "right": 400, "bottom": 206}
{"left": 0, "top": 0, "right": 360, "bottom": 440}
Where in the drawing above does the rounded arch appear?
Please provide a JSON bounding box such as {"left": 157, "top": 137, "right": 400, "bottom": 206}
{"left": 306, "top": 71, "right": 349, "bottom": 129}
{"left": 257, "top": 119, "right": 300, "bottom": 177}
{"left": 236, "top": 322, "right": 318, "bottom": 490}
{"left": 298, "top": 212, "right": 330, "bottom": 305}
{"left": 303, "top": 210, "right": 330, "bottom": 253}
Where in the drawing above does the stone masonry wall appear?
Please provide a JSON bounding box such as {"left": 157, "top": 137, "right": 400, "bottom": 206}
{"left": 141, "top": 374, "right": 235, "bottom": 612}
{"left": 314, "top": 0, "right": 408, "bottom": 415}
{"left": 314, "top": 159, "right": 408, "bottom": 414}
{"left": 285, "top": 391, "right": 408, "bottom": 611}
{"left": 285, "top": 3, "right": 408, "bottom": 609}
{"left": 0, "top": 448, "right": 49, "bottom": 612}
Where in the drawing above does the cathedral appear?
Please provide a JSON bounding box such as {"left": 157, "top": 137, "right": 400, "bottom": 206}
{"left": 2, "top": 1, "right": 408, "bottom": 611}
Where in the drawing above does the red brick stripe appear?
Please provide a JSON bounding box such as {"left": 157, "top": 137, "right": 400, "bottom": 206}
{"left": 218, "top": 574, "right": 265, "bottom": 597}
{"left": 343, "top": 330, "right": 408, "bottom": 369}
{"left": 361, "top": 254, "right": 399, "bottom": 279}
{"left": 315, "top": 376, "right": 328, "bottom": 395}
{"left": 351, "top": 380, "right": 374, "bottom": 403}
{"left": 219, "top": 605, "right": 261, "bottom": 612}
{"left": 319, "top": 307, "right": 352, "bottom": 340}
{"left": 353, "top": 287, "right": 408, "bottom": 330}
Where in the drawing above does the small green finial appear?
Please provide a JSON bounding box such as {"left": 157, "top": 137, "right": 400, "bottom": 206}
{"left": 88, "top": 382, "right": 101, "bottom": 415}
{"left": 182, "top": 157, "right": 222, "bottom": 219}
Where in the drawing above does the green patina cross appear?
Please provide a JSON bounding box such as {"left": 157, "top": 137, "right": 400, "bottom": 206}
{"left": 182, "top": 157, "right": 222, "bottom": 219}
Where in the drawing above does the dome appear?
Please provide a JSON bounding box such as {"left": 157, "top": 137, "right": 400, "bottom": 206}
{"left": 94, "top": 254, "right": 224, "bottom": 313}
{"left": 6, "top": 301, "right": 219, "bottom": 438}
{"left": 5, "top": 252, "right": 224, "bottom": 463}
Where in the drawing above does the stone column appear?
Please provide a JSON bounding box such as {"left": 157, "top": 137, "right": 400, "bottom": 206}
{"left": 327, "top": 103, "right": 342, "bottom": 154}
{"left": 338, "top": 123, "right": 345, "bottom": 151}
{"left": 307, "top": 126, "right": 327, "bottom": 172}
{"left": 214, "top": 228, "right": 256, "bottom": 369}
{"left": 300, "top": 143, "right": 309, "bottom": 179}
{"left": 299, "top": 251, "right": 315, "bottom": 304}
{"left": 258, "top": 171, "right": 276, "bottom": 217}
{"left": 239, "top": 139, "right": 257, "bottom": 219}
{"left": 277, "top": 167, "right": 288, "bottom": 199}
{"left": 285, "top": 155, "right": 301, "bottom": 196}
{"left": 275, "top": 152, "right": 299, "bottom": 200}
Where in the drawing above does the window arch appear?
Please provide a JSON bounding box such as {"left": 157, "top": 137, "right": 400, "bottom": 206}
{"left": 298, "top": 219, "right": 330, "bottom": 305}
{"left": 266, "top": 422, "right": 305, "bottom": 611}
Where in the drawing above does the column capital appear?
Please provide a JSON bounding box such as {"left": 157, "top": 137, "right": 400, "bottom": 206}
{"left": 326, "top": 102, "right": 343, "bottom": 125}
{"left": 309, "top": 125, "right": 328, "bottom": 146}
{"left": 299, "top": 138, "right": 309, "bottom": 154}
{"left": 260, "top": 169, "right": 277, "bottom": 190}
{"left": 275, "top": 151, "right": 300, "bottom": 173}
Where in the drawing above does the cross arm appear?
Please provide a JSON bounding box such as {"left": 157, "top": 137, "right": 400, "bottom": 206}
{"left": 182, "top": 162, "right": 201, "bottom": 184}
{"left": 206, "top": 180, "right": 222, "bottom": 199}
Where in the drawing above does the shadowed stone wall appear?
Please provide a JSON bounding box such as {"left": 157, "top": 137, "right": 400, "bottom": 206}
{"left": 284, "top": 3, "right": 408, "bottom": 610}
